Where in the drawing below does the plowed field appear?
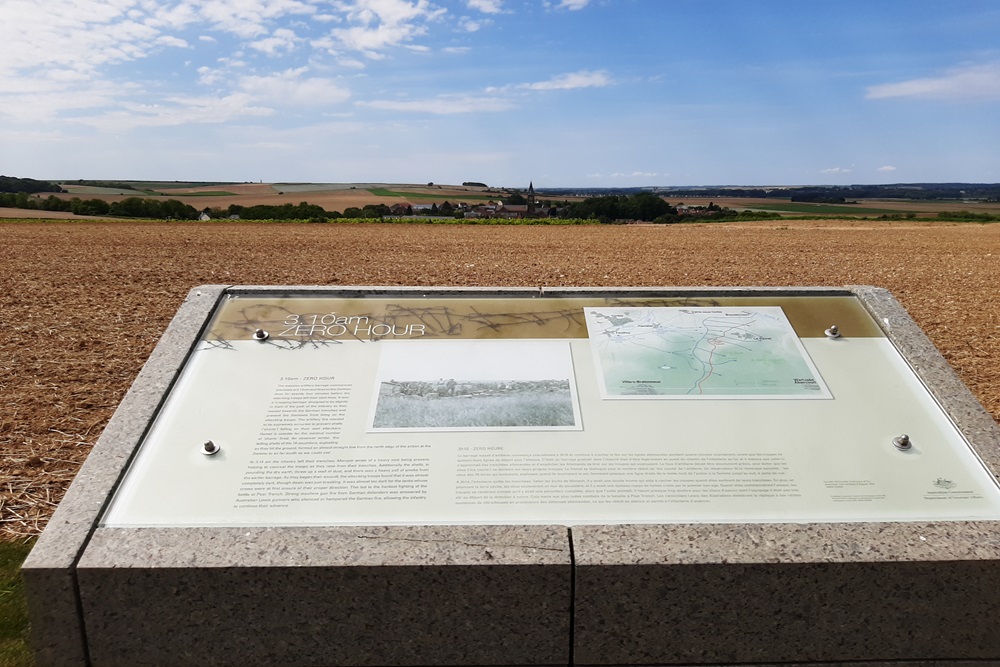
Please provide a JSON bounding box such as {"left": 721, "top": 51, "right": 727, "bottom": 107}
{"left": 2, "top": 219, "right": 999, "bottom": 538}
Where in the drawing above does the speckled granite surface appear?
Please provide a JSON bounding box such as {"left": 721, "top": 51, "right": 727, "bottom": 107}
{"left": 78, "top": 525, "right": 571, "bottom": 666}
{"left": 572, "top": 522, "right": 1000, "bottom": 664}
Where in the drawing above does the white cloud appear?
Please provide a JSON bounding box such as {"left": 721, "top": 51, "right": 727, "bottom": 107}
{"left": 78, "top": 93, "right": 276, "bottom": 131}
{"left": 0, "top": 81, "right": 126, "bottom": 122}
{"left": 198, "top": 66, "right": 222, "bottom": 85}
{"left": 358, "top": 95, "right": 514, "bottom": 114}
{"left": 467, "top": 0, "right": 503, "bottom": 13}
{"left": 239, "top": 68, "right": 351, "bottom": 106}
{"left": 329, "top": 0, "right": 447, "bottom": 57}
{"left": 145, "top": 3, "right": 199, "bottom": 31}
{"left": 521, "top": 70, "right": 611, "bottom": 91}
{"left": 156, "top": 35, "right": 190, "bottom": 49}
{"left": 0, "top": 0, "right": 320, "bottom": 89}
{"left": 444, "top": 46, "right": 471, "bottom": 54}
{"left": 877, "top": 165, "right": 897, "bottom": 173}
{"left": 459, "top": 17, "right": 486, "bottom": 32}
{"left": 557, "top": 0, "right": 589, "bottom": 9}
{"left": 197, "top": 0, "right": 317, "bottom": 39}
{"left": 249, "top": 28, "right": 302, "bottom": 54}
{"left": 866, "top": 63, "right": 1000, "bottom": 102}
{"left": 611, "top": 171, "right": 659, "bottom": 178}
{"left": 820, "top": 167, "right": 853, "bottom": 175}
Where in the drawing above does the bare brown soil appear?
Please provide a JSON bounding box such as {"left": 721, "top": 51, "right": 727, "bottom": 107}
{"left": 2, "top": 219, "right": 999, "bottom": 538}
{"left": 0, "top": 208, "right": 86, "bottom": 219}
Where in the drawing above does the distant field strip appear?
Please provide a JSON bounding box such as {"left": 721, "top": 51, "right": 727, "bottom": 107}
{"left": 272, "top": 183, "right": 356, "bottom": 193}
{"left": 161, "top": 191, "right": 236, "bottom": 196}
{"left": 368, "top": 188, "right": 495, "bottom": 201}
{"left": 133, "top": 182, "right": 241, "bottom": 190}
{"left": 60, "top": 186, "right": 146, "bottom": 196}
{"left": 745, "top": 202, "right": 911, "bottom": 216}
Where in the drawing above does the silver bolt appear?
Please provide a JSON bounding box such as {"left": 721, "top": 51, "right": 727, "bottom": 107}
{"left": 253, "top": 328, "right": 269, "bottom": 341}
{"left": 202, "top": 440, "right": 220, "bottom": 456}
{"left": 825, "top": 325, "right": 841, "bottom": 339}
{"left": 892, "top": 434, "right": 911, "bottom": 450}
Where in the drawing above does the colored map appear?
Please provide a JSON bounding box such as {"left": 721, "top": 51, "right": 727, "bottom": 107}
{"left": 585, "top": 307, "right": 831, "bottom": 399}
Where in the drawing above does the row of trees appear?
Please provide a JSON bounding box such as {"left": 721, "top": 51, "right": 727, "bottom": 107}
{"left": 558, "top": 192, "right": 774, "bottom": 224}
{"left": 0, "top": 176, "right": 62, "bottom": 194}
{"left": 561, "top": 192, "right": 678, "bottom": 222}
{"left": 0, "top": 193, "right": 201, "bottom": 219}
{"left": 221, "top": 202, "right": 332, "bottom": 220}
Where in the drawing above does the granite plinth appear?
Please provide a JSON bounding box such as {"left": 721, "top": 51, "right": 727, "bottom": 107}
{"left": 22, "top": 285, "right": 1000, "bottom": 667}
{"left": 21, "top": 285, "right": 228, "bottom": 667}
{"left": 77, "top": 525, "right": 571, "bottom": 667}
{"left": 572, "top": 522, "right": 1000, "bottom": 665}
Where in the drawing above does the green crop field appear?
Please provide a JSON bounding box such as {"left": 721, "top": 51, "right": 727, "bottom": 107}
{"left": 744, "top": 202, "right": 912, "bottom": 216}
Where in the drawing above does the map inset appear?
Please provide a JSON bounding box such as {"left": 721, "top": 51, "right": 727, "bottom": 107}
{"left": 585, "top": 307, "right": 831, "bottom": 399}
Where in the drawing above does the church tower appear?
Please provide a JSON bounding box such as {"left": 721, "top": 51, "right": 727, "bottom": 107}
{"left": 527, "top": 181, "right": 536, "bottom": 215}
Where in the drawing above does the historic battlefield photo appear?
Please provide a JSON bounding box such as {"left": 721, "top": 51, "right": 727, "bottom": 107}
{"left": 369, "top": 339, "right": 581, "bottom": 431}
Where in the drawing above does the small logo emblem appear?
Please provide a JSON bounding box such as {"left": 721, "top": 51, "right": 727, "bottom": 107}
{"left": 933, "top": 478, "right": 956, "bottom": 490}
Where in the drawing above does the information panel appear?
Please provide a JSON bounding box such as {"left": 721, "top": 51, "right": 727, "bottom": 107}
{"left": 101, "top": 293, "right": 1000, "bottom": 527}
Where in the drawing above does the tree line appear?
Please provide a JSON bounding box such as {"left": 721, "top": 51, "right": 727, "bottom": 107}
{"left": 1, "top": 193, "right": 201, "bottom": 219}
{"left": 0, "top": 176, "right": 62, "bottom": 195}
{"left": 558, "top": 192, "right": 771, "bottom": 223}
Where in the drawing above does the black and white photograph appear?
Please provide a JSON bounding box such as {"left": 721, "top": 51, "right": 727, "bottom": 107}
{"left": 369, "top": 340, "right": 581, "bottom": 431}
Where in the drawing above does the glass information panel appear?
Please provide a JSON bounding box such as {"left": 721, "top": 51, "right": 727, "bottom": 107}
{"left": 102, "top": 293, "right": 1000, "bottom": 527}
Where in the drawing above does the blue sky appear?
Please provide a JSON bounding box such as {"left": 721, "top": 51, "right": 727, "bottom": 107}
{"left": 2, "top": 0, "right": 999, "bottom": 187}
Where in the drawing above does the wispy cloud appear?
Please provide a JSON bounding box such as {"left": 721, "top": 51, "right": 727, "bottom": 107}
{"left": 356, "top": 67, "right": 611, "bottom": 118}
{"left": 249, "top": 28, "right": 303, "bottom": 55}
{"left": 521, "top": 70, "right": 611, "bottom": 91}
{"left": 358, "top": 95, "right": 514, "bottom": 114}
{"left": 0, "top": 81, "right": 127, "bottom": 123}
{"left": 821, "top": 167, "right": 853, "bottom": 175}
{"left": 197, "top": 0, "right": 318, "bottom": 39}
{"left": 610, "top": 171, "right": 660, "bottom": 178}
{"left": 586, "top": 171, "right": 663, "bottom": 181}
{"left": 330, "top": 0, "right": 447, "bottom": 58}
{"left": 239, "top": 68, "right": 351, "bottom": 107}
{"left": 459, "top": 17, "right": 488, "bottom": 32}
{"left": 866, "top": 63, "right": 1000, "bottom": 102}
{"left": 556, "top": 0, "right": 590, "bottom": 10}
{"left": 467, "top": 0, "right": 503, "bottom": 13}
{"left": 76, "top": 93, "right": 275, "bottom": 132}
{"left": 877, "top": 165, "right": 897, "bottom": 173}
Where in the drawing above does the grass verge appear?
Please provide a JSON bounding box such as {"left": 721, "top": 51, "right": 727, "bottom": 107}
{"left": 0, "top": 540, "right": 34, "bottom": 667}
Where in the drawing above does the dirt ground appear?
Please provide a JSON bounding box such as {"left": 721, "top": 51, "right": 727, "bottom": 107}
{"left": 2, "top": 218, "right": 999, "bottom": 538}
